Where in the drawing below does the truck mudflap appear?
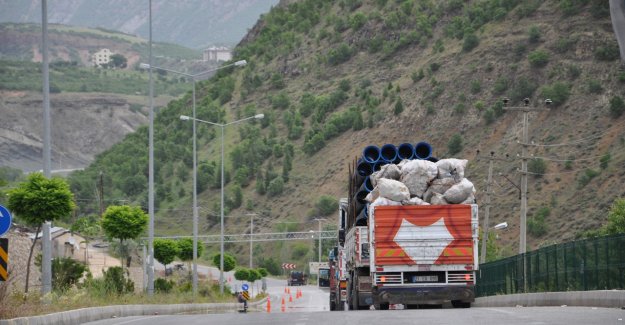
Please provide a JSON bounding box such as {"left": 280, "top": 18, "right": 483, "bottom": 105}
{"left": 371, "top": 285, "right": 474, "bottom": 305}
{"left": 358, "top": 290, "right": 374, "bottom": 306}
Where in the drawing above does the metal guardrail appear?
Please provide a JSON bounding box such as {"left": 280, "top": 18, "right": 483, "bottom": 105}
{"left": 145, "top": 230, "right": 336, "bottom": 244}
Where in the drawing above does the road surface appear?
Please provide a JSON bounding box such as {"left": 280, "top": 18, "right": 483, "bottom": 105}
{"left": 83, "top": 306, "right": 625, "bottom": 325}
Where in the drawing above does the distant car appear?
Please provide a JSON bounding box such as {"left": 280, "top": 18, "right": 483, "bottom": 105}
{"left": 287, "top": 271, "right": 307, "bottom": 286}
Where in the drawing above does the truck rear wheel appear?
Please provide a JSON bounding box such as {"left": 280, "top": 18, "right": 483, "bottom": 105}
{"left": 451, "top": 300, "right": 471, "bottom": 308}
{"left": 330, "top": 299, "right": 336, "bottom": 311}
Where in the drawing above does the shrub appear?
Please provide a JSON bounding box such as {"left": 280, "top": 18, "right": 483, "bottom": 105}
{"left": 578, "top": 168, "right": 600, "bottom": 188}
{"left": 267, "top": 177, "right": 285, "bottom": 196}
{"left": 349, "top": 12, "right": 367, "bottom": 30}
{"left": 586, "top": 79, "right": 603, "bottom": 94}
{"left": 541, "top": 82, "right": 571, "bottom": 107}
{"left": 316, "top": 195, "right": 338, "bottom": 216}
{"left": 462, "top": 33, "right": 479, "bottom": 52}
{"left": 453, "top": 103, "right": 466, "bottom": 115}
{"left": 619, "top": 72, "right": 625, "bottom": 83}
{"left": 528, "top": 158, "right": 547, "bottom": 177}
{"left": 447, "top": 134, "right": 463, "bottom": 155}
{"left": 102, "top": 266, "right": 134, "bottom": 295}
{"left": 568, "top": 65, "right": 581, "bottom": 79}
{"left": 411, "top": 69, "right": 425, "bottom": 83}
{"left": 327, "top": 43, "right": 353, "bottom": 65}
{"left": 474, "top": 100, "right": 485, "bottom": 111}
{"left": 528, "top": 50, "right": 549, "bottom": 67}
{"left": 528, "top": 207, "right": 549, "bottom": 237}
{"left": 339, "top": 79, "right": 351, "bottom": 92}
{"left": 510, "top": 77, "right": 538, "bottom": 103}
{"left": 594, "top": 43, "right": 620, "bottom": 61}
{"left": 51, "top": 257, "right": 87, "bottom": 292}
{"left": 600, "top": 153, "right": 611, "bottom": 169}
{"left": 554, "top": 36, "right": 577, "bottom": 53}
{"left": 394, "top": 98, "right": 404, "bottom": 115}
{"left": 430, "top": 62, "right": 441, "bottom": 72}
{"left": 470, "top": 80, "right": 481, "bottom": 94}
{"left": 528, "top": 25, "right": 541, "bottom": 43}
{"left": 154, "top": 278, "right": 174, "bottom": 293}
{"left": 609, "top": 96, "right": 625, "bottom": 118}
{"left": 493, "top": 77, "right": 509, "bottom": 94}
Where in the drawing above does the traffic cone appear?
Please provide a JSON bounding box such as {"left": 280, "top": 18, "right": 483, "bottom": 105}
{"left": 284, "top": 287, "right": 288, "bottom": 293}
{"left": 289, "top": 294, "right": 293, "bottom": 302}
{"left": 287, "top": 287, "right": 291, "bottom": 294}
{"left": 266, "top": 297, "right": 271, "bottom": 313}
{"left": 281, "top": 297, "right": 286, "bottom": 312}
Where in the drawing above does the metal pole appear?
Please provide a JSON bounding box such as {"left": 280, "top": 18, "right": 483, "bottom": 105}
{"left": 142, "top": 244, "right": 147, "bottom": 291}
{"left": 219, "top": 125, "right": 225, "bottom": 294}
{"left": 147, "top": 0, "right": 155, "bottom": 296}
{"left": 192, "top": 80, "right": 198, "bottom": 295}
{"left": 41, "top": 0, "right": 52, "bottom": 296}
{"left": 520, "top": 110, "right": 528, "bottom": 255}
{"left": 249, "top": 214, "right": 254, "bottom": 268}
{"left": 318, "top": 220, "right": 322, "bottom": 263}
{"left": 480, "top": 153, "right": 494, "bottom": 264}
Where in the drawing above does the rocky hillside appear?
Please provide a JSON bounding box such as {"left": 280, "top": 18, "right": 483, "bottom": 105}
{"left": 0, "top": 0, "right": 278, "bottom": 49}
{"left": 67, "top": 0, "right": 625, "bottom": 264}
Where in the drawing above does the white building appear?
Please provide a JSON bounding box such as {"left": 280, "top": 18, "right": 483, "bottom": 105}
{"left": 203, "top": 46, "right": 232, "bottom": 62}
{"left": 92, "top": 48, "right": 112, "bottom": 67}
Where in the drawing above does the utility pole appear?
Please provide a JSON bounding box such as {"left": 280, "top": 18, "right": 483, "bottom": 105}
{"left": 98, "top": 171, "right": 104, "bottom": 217}
{"left": 41, "top": 0, "right": 52, "bottom": 296}
{"left": 246, "top": 213, "right": 257, "bottom": 268}
{"left": 480, "top": 152, "right": 494, "bottom": 264}
{"left": 503, "top": 97, "right": 551, "bottom": 291}
{"left": 313, "top": 218, "right": 325, "bottom": 262}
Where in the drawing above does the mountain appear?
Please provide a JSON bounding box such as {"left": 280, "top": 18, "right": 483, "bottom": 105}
{"left": 0, "top": 0, "right": 278, "bottom": 49}
{"left": 65, "top": 0, "right": 625, "bottom": 267}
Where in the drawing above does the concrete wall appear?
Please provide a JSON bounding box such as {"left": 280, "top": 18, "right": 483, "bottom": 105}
{"left": 474, "top": 290, "right": 625, "bottom": 308}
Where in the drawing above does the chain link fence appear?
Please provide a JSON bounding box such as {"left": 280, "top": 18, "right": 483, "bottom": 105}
{"left": 477, "top": 234, "right": 625, "bottom": 297}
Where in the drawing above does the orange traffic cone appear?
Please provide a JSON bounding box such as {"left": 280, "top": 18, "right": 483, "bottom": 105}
{"left": 281, "top": 297, "right": 286, "bottom": 312}
{"left": 266, "top": 297, "right": 271, "bottom": 313}
{"left": 284, "top": 287, "right": 288, "bottom": 293}
{"left": 299, "top": 289, "right": 303, "bottom": 298}
{"left": 288, "top": 287, "right": 291, "bottom": 294}
{"left": 289, "top": 294, "right": 293, "bottom": 302}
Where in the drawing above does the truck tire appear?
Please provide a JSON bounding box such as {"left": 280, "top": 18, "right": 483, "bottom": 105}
{"left": 330, "top": 299, "right": 336, "bottom": 311}
{"left": 376, "top": 303, "right": 389, "bottom": 310}
{"left": 451, "top": 300, "right": 471, "bottom": 308}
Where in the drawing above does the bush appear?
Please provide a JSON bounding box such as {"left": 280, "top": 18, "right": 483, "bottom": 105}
{"left": 609, "top": 96, "right": 625, "bottom": 118}
{"left": 327, "top": 43, "right": 353, "bottom": 65}
{"left": 578, "top": 168, "right": 600, "bottom": 188}
{"left": 470, "top": 80, "right": 481, "bottom": 94}
{"left": 349, "top": 12, "right": 367, "bottom": 30}
{"left": 212, "top": 253, "right": 236, "bottom": 272}
{"left": 594, "top": 43, "right": 620, "bottom": 61}
{"left": 234, "top": 268, "right": 250, "bottom": 281}
{"left": 102, "top": 266, "right": 134, "bottom": 295}
{"left": 316, "top": 195, "right": 338, "bottom": 216}
{"left": 462, "top": 33, "right": 479, "bottom": 52}
{"left": 154, "top": 278, "right": 174, "bottom": 293}
{"left": 587, "top": 79, "right": 603, "bottom": 94}
{"left": 447, "top": 134, "right": 463, "bottom": 155}
{"left": 554, "top": 36, "right": 577, "bottom": 53}
{"left": 528, "top": 50, "right": 550, "bottom": 67}
{"left": 528, "top": 25, "right": 541, "bottom": 43}
{"left": 493, "top": 77, "right": 509, "bottom": 94}
{"left": 528, "top": 207, "right": 549, "bottom": 237}
{"left": 394, "top": 98, "right": 404, "bottom": 115}
{"left": 267, "top": 177, "right": 285, "bottom": 196}
{"left": 528, "top": 158, "right": 547, "bottom": 177}
{"left": 619, "top": 72, "right": 625, "bottom": 83}
{"left": 51, "top": 257, "right": 88, "bottom": 292}
{"left": 541, "top": 82, "right": 570, "bottom": 107}
{"left": 600, "top": 153, "right": 611, "bottom": 169}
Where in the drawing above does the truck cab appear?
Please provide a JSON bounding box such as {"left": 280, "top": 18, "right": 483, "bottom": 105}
{"left": 287, "top": 271, "right": 307, "bottom": 286}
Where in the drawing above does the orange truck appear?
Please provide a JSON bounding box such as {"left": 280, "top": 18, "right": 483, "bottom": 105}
{"left": 368, "top": 204, "right": 479, "bottom": 309}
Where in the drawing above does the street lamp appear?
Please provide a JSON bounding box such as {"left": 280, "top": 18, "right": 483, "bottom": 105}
{"left": 140, "top": 59, "right": 247, "bottom": 295}
{"left": 246, "top": 213, "right": 258, "bottom": 268}
{"left": 180, "top": 113, "right": 264, "bottom": 294}
{"left": 313, "top": 218, "right": 326, "bottom": 263}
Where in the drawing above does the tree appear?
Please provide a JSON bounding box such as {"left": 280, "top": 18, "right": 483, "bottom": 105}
{"left": 606, "top": 198, "right": 625, "bottom": 235}
{"left": 257, "top": 268, "right": 268, "bottom": 278}
{"left": 109, "top": 54, "right": 127, "bottom": 68}
{"left": 447, "top": 134, "right": 463, "bottom": 155}
{"left": 234, "top": 268, "right": 250, "bottom": 282}
{"left": 51, "top": 257, "right": 87, "bottom": 292}
{"left": 101, "top": 205, "right": 148, "bottom": 271}
{"left": 177, "top": 238, "right": 204, "bottom": 270}
{"left": 7, "top": 172, "right": 75, "bottom": 293}
{"left": 212, "top": 253, "right": 236, "bottom": 272}
{"left": 247, "top": 268, "right": 261, "bottom": 284}
{"left": 154, "top": 238, "right": 180, "bottom": 271}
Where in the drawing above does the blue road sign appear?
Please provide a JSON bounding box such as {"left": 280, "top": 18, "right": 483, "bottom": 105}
{"left": 0, "top": 205, "right": 11, "bottom": 236}
{"left": 242, "top": 283, "right": 249, "bottom": 291}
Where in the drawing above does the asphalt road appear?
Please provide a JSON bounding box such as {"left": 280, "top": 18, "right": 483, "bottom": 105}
{"left": 611, "top": 0, "right": 625, "bottom": 61}
{"left": 82, "top": 306, "right": 625, "bottom": 325}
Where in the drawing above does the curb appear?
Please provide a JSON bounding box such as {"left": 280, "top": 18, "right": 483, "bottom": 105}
{"left": 0, "top": 298, "right": 268, "bottom": 325}
{"left": 474, "top": 290, "right": 625, "bottom": 308}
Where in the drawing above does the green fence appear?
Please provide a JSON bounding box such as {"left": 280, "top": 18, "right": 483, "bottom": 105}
{"left": 476, "top": 234, "right": 625, "bottom": 297}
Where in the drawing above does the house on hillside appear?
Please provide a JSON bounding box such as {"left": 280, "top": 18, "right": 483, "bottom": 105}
{"left": 203, "top": 46, "right": 232, "bottom": 62}
{"left": 92, "top": 48, "right": 112, "bottom": 67}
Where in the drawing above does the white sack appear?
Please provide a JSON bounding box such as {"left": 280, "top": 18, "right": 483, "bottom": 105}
{"left": 423, "top": 178, "right": 457, "bottom": 203}
{"left": 365, "top": 187, "right": 380, "bottom": 203}
{"left": 370, "top": 164, "right": 401, "bottom": 187}
{"left": 376, "top": 178, "right": 410, "bottom": 202}
{"left": 436, "top": 158, "right": 468, "bottom": 180}
{"left": 460, "top": 193, "right": 476, "bottom": 204}
{"left": 370, "top": 196, "right": 402, "bottom": 209}
{"left": 443, "top": 178, "right": 476, "bottom": 204}
{"left": 402, "top": 197, "right": 430, "bottom": 206}
{"left": 400, "top": 159, "right": 438, "bottom": 197}
{"left": 430, "top": 192, "right": 449, "bottom": 205}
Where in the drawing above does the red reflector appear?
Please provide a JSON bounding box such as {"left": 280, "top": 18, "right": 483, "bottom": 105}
{"left": 380, "top": 276, "right": 386, "bottom": 283}
{"left": 376, "top": 267, "right": 384, "bottom": 272}
{"left": 464, "top": 265, "right": 473, "bottom": 270}
{"left": 465, "top": 274, "right": 471, "bottom": 281}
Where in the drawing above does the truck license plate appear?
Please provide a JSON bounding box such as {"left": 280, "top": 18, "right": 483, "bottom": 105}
{"left": 414, "top": 275, "right": 438, "bottom": 282}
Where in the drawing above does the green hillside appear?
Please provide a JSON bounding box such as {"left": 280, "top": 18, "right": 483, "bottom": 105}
{"left": 67, "top": 0, "right": 625, "bottom": 269}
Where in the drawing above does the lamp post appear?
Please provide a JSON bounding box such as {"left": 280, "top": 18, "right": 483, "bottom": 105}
{"left": 139, "top": 60, "right": 247, "bottom": 295}
{"left": 246, "top": 213, "right": 257, "bottom": 268}
{"left": 313, "top": 218, "right": 325, "bottom": 263}
{"left": 180, "top": 113, "right": 264, "bottom": 294}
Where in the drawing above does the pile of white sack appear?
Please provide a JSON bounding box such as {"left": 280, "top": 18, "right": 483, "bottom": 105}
{"left": 365, "top": 158, "right": 476, "bottom": 208}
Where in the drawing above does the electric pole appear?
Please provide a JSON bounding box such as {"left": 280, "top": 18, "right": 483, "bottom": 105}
{"left": 480, "top": 152, "right": 494, "bottom": 264}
